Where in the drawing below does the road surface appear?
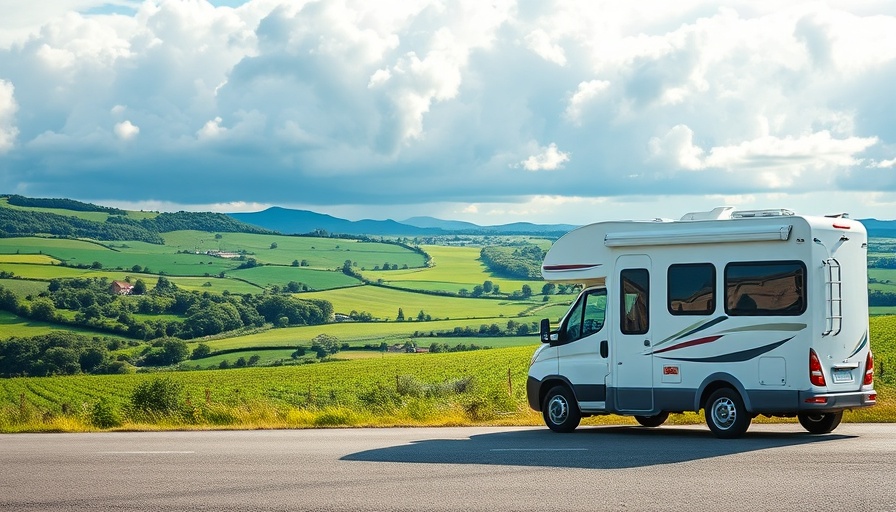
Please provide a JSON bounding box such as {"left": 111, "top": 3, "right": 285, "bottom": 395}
{"left": 2, "top": 424, "right": 896, "bottom": 511}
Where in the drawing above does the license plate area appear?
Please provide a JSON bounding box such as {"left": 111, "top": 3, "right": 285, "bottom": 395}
{"left": 832, "top": 368, "right": 854, "bottom": 383}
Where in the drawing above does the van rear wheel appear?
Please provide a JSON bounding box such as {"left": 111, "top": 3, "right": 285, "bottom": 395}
{"left": 704, "top": 388, "right": 751, "bottom": 439}
{"left": 798, "top": 411, "right": 843, "bottom": 434}
{"left": 542, "top": 386, "right": 580, "bottom": 433}
{"left": 634, "top": 412, "right": 669, "bottom": 427}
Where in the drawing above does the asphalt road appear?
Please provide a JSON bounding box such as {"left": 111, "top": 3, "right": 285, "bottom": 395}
{"left": 2, "top": 423, "right": 896, "bottom": 511}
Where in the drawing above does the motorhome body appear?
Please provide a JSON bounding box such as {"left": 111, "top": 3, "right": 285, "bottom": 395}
{"left": 527, "top": 207, "right": 876, "bottom": 438}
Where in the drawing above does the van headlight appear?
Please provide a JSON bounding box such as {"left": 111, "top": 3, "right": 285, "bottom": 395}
{"left": 529, "top": 345, "right": 544, "bottom": 367}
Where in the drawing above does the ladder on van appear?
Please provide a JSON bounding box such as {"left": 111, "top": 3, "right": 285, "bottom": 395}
{"left": 823, "top": 258, "right": 842, "bottom": 336}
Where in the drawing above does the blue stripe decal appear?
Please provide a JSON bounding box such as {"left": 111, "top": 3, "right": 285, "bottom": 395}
{"left": 657, "top": 337, "right": 792, "bottom": 363}
{"left": 846, "top": 331, "right": 868, "bottom": 359}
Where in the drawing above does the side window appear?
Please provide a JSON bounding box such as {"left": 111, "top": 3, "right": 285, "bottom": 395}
{"left": 582, "top": 289, "right": 607, "bottom": 337}
{"left": 620, "top": 268, "right": 649, "bottom": 334}
{"left": 562, "top": 289, "right": 607, "bottom": 343}
{"left": 563, "top": 298, "right": 585, "bottom": 341}
{"left": 725, "top": 261, "right": 806, "bottom": 316}
{"left": 668, "top": 263, "right": 715, "bottom": 315}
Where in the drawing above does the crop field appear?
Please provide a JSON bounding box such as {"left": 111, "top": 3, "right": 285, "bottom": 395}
{"left": 1, "top": 341, "right": 892, "bottom": 432}
{"left": 200, "top": 317, "right": 545, "bottom": 351}
{"left": 230, "top": 265, "right": 359, "bottom": 290}
{"left": 160, "top": 231, "right": 426, "bottom": 270}
{"left": 362, "top": 245, "right": 538, "bottom": 294}
{"left": 0, "top": 278, "right": 49, "bottom": 295}
{"left": 0, "top": 254, "right": 59, "bottom": 264}
{"left": 302, "top": 284, "right": 545, "bottom": 321}
{"left": 188, "top": 337, "right": 542, "bottom": 370}
{"left": 869, "top": 269, "right": 896, "bottom": 290}
{"left": 166, "top": 275, "right": 263, "bottom": 294}
{"left": 0, "top": 233, "right": 426, "bottom": 280}
{"left": 0, "top": 345, "right": 539, "bottom": 430}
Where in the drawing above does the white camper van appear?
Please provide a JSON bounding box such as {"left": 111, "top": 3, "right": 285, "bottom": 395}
{"left": 527, "top": 207, "right": 876, "bottom": 438}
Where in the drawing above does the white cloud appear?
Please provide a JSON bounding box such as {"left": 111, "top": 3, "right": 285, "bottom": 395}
{"left": 0, "top": 80, "right": 18, "bottom": 152}
{"left": 114, "top": 120, "right": 139, "bottom": 140}
{"left": 525, "top": 29, "right": 566, "bottom": 66}
{"left": 197, "top": 117, "right": 226, "bottom": 140}
{"left": 648, "top": 125, "right": 704, "bottom": 171}
{"left": 565, "top": 80, "right": 610, "bottom": 123}
{"left": 520, "top": 143, "right": 570, "bottom": 171}
{"left": 650, "top": 125, "right": 879, "bottom": 185}
{"left": 1, "top": 1, "right": 896, "bottom": 222}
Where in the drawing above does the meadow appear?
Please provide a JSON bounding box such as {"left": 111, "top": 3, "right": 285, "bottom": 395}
{"left": 1, "top": 339, "right": 892, "bottom": 432}
{"left": 362, "top": 245, "right": 540, "bottom": 294}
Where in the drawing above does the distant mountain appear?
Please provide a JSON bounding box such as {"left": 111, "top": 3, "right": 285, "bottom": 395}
{"left": 229, "top": 207, "right": 444, "bottom": 236}
{"left": 229, "top": 207, "right": 578, "bottom": 236}
{"left": 859, "top": 219, "right": 896, "bottom": 239}
{"left": 402, "top": 216, "right": 578, "bottom": 234}
{"left": 402, "top": 216, "right": 481, "bottom": 231}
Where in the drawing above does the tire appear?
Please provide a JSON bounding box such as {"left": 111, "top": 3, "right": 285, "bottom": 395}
{"left": 634, "top": 411, "right": 669, "bottom": 428}
{"left": 704, "top": 388, "right": 751, "bottom": 439}
{"left": 542, "top": 386, "right": 580, "bottom": 433}
{"left": 798, "top": 411, "right": 843, "bottom": 434}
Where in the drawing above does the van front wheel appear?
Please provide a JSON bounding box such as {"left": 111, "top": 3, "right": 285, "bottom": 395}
{"left": 704, "top": 388, "right": 751, "bottom": 439}
{"left": 542, "top": 386, "right": 580, "bottom": 433}
{"left": 798, "top": 411, "right": 843, "bottom": 434}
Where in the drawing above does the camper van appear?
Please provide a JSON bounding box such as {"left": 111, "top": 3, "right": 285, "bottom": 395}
{"left": 527, "top": 207, "right": 876, "bottom": 438}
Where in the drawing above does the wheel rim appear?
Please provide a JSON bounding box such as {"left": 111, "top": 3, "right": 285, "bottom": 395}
{"left": 548, "top": 395, "right": 569, "bottom": 425}
{"left": 803, "top": 414, "right": 825, "bottom": 423}
{"left": 711, "top": 397, "right": 737, "bottom": 430}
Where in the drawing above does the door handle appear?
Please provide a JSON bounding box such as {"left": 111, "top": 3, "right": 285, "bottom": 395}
{"left": 643, "top": 339, "right": 650, "bottom": 347}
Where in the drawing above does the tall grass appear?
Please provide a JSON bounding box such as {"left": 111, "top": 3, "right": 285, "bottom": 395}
{"left": 1, "top": 345, "right": 891, "bottom": 433}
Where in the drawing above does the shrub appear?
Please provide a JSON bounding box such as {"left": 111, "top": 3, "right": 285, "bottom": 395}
{"left": 130, "top": 377, "right": 183, "bottom": 416}
{"left": 90, "top": 398, "right": 121, "bottom": 428}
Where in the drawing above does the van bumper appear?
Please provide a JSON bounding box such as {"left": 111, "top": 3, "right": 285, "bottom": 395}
{"left": 527, "top": 377, "right": 542, "bottom": 412}
{"left": 798, "top": 388, "right": 877, "bottom": 411}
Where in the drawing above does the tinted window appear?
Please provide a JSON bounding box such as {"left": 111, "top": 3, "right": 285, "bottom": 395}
{"left": 620, "top": 268, "right": 649, "bottom": 334}
{"left": 668, "top": 263, "right": 715, "bottom": 315}
{"left": 725, "top": 261, "right": 806, "bottom": 316}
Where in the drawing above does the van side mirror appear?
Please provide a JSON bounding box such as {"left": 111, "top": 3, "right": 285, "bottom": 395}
{"left": 540, "top": 318, "right": 558, "bottom": 344}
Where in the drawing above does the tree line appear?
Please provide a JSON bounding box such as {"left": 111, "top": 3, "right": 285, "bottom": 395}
{"left": 0, "top": 204, "right": 273, "bottom": 244}
{"left": 479, "top": 245, "right": 545, "bottom": 279}
{"left": 0, "top": 276, "right": 334, "bottom": 341}
{"left": 0, "top": 331, "right": 132, "bottom": 377}
{"left": 5, "top": 194, "right": 128, "bottom": 214}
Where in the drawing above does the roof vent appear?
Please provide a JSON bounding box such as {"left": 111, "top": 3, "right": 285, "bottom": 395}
{"left": 680, "top": 206, "right": 735, "bottom": 221}
{"left": 731, "top": 208, "right": 795, "bottom": 218}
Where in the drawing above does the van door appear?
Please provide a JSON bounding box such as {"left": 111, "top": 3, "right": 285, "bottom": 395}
{"left": 613, "top": 255, "right": 654, "bottom": 412}
{"left": 556, "top": 288, "right": 610, "bottom": 411}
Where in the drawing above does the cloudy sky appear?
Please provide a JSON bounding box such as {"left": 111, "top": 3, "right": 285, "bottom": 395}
{"left": 1, "top": 0, "right": 896, "bottom": 225}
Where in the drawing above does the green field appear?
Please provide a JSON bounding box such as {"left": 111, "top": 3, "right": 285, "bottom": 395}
{"left": 230, "top": 265, "right": 360, "bottom": 290}
{"left": 300, "top": 284, "right": 560, "bottom": 321}
{"left": 0, "top": 310, "right": 129, "bottom": 340}
{"left": 160, "top": 231, "right": 426, "bottom": 269}
{"left": 0, "top": 278, "right": 49, "bottom": 296}
{"left": 362, "top": 245, "right": 539, "bottom": 294}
